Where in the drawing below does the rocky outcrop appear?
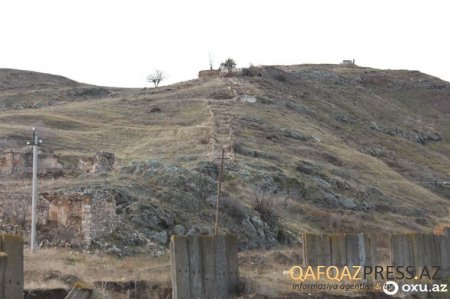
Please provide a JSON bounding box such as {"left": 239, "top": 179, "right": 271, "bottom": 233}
{"left": 370, "top": 122, "right": 441, "bottom": 144}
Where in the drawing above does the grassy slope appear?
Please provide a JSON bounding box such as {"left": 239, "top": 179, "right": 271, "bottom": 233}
{"left": 1, "top": 65, "right": 449, "bottom": 236}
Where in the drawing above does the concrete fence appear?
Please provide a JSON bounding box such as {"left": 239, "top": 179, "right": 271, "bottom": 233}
{"left": 390, "top": 228, "right": 450, "bottom": 279}
{"left": 0, "top": 252, "right": 6, "bottom": 299}
{"left": 303, "top": 233, "right": 377, "bottom": 267}
{"left": 303, "top": 230, "right": 450, "bottom": 281}
{"left": 170, "top": 234, "right": 239, "bottom": 299}
{"left": 0, "top": 233, "right": 23, "bottom": 299}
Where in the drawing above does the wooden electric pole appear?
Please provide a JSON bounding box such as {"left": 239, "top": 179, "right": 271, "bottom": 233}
{"left": 214, "top": 148, "right": 225, "bottom": 235}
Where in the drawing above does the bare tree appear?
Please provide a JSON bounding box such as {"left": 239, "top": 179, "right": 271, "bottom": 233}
{"left": 147, "top": 70, "right": 165, "bottom": 87}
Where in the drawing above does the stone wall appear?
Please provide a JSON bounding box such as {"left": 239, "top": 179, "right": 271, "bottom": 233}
{"left": 40, "top": 190, "right": 119, "bottom": 245}
{"left": 198, "top": 69, "right": 221, "bottom": 79}
{"left": 0, "top": 192, "right": 50, "bottom": 228}
{"left": 0, "top": 149, "right": 63, "bottom": 177}
{"left": 78, "top": 151, "right": 115, "bottom": 174}
{"left": 0, "top": 186, "right": 119, "bottom": 246}
{"left": 82, "top": 191, "right": 118, "bottom": 244}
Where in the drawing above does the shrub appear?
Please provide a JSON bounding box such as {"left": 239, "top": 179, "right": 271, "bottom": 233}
{"left": 241, "top": 67, "right": 262, "bottom": 77}
{"left": 253, "top": 199, "right": 279, "bottom": 229}
{"left": 222, "top": 197, "right": 248, "bottom": 221}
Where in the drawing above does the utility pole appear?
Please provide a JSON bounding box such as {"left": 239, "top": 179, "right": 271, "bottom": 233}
{"left": 27, "top": 128, "right": 41, "bottom": 252}
{"left": 214, "top": 148, "right": 225, "bottom": 235}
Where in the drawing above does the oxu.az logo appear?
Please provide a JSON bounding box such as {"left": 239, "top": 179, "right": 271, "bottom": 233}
{"left": 383, "top": 281, "right": 448, "bottom": 295}
{"left": 383, "top": 281, "right": 399, "bottom": 295}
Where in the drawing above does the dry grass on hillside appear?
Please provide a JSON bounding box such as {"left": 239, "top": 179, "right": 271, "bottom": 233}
{"left": 25, "top": 247, "right": 303, "bottom": 298}
{"left": 24, "top": 248, "right": 171, "bottom": 290}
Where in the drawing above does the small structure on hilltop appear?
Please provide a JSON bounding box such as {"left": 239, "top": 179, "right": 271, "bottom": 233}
{"left": 199, "top": 58, "right": 241, "bottom": 79}
{"left": 198, "top": 69, "right": 221, "bottom": 79}
{"left": 198, "top": 68, "right": 242, "bottom": 79}
{"left": 341, "top": 59, "right": 356, "bottom": 65}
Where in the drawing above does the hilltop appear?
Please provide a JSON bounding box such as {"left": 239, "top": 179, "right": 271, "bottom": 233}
{"left": 0, "top": 64, "right": 449, "bottom": 255}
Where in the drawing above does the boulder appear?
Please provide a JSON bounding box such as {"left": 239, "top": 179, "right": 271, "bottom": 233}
{"left": 171, "top": 225, "right": 186, "bottom": 236}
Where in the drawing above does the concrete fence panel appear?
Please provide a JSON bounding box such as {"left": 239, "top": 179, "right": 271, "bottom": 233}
{"left": 170, "top": 235, "right": 190, "bottom": 299}
{"left": 440, "top": 229, "right": 450, "bottom": 278}
{"left": 0, "top": 234, "right": 23, "bottom": 299}
{"left": 304, "top": 233, "right": 377, "bottom": 268}
{"left": 171, "top": 234, "right": 239, "bottom": 299}
{"left": 304, "top": 234, "right": 332, "bottom": 266}
{"left": 0, "top": 252, "right": 7, "bottom": 299}
{"left": 226, "top": 234, "right": 239, "bottom": 291}
{"left": 330, "top": 234, "right": 346, "bottom": 267}
{"left": 345, "top": 234, "right": 360, "bottom": 267}
{"left": 390, "top": 232, "right": 450, "bottom": 280}
{"left": 201, "top": 236, "right": 216, "bottom": 299}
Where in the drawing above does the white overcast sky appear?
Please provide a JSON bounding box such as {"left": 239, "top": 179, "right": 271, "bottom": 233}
{"left": 1, "top": 0, "right": 449, "bottom": 87}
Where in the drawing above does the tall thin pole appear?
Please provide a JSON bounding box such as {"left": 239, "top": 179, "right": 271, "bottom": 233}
{"left": 214, "top": 148, "right": 225, "bottom": 235}
{"left": 28, "top": 128, "right": 41, "bottom": 252}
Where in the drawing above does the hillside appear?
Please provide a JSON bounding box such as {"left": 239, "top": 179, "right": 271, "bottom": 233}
{"left": 0, "top": 64, "right": 449, "bottom": 255}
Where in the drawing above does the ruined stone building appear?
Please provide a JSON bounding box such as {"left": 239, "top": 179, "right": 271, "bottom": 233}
{"left": 39, "top": 190, "right": 118, "bottom": 245}
{"left": 0, "top": 150, "right": 117, "bottom": 246}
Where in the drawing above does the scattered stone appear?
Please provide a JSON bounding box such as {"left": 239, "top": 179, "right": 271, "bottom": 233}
{"left": 238, "top": 94, "right": 257, "bottom": 103}
{"left": 369, "top": 122, "right": 441, "bottom": 144}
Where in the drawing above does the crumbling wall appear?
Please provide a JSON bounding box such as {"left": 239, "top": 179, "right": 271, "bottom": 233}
{"left": 0, "top": 149, "right": 63, "bottom": 177}
{"left": 77, "top": 151, "right": 115, "bottom": 174}
{"left": 0, "top": 192, "right": 49, "bottom": 228}
{"left": 0, "top": 151, "right": 24, "bottom": 176}
{"left": 40, "top": 190, "right": 119, "bottom": 245}
{"left": 82, "top": 192, "right": 118, "bottom": 244}
{"left": 93, "top": 151, "right": 115, "bottom": 173}
{"left": 198, "top": 69, "right": 221, "bottom": 79}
